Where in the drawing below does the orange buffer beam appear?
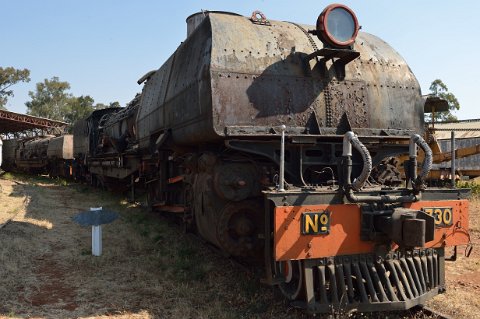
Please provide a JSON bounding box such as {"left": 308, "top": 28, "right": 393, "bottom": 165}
{"left": 274, "top": 200, "right": 470, "bottom": 261}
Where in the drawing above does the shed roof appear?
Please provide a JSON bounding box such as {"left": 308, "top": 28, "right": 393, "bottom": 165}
{"left": 0, "top": 109, "right": 67, "bottom": 134}
{"left": 430, "top": 119, "right": 480, "bottom": 140}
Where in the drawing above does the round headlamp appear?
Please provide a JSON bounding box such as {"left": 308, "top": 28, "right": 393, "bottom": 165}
{"left": 316, "top": 4, "right": 359, "bottom": 48}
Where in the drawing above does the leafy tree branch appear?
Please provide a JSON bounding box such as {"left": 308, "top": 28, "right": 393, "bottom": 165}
{"left": 0, "top": 67, "right": 31, "bottom": 110}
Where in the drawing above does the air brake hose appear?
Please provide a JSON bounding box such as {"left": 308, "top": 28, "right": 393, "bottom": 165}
{"left": 342, "top": 131, "right": 372, "bottom": 191}
{"left": 342, "top": 131, "right": 420, "bottom": 204}
{"left": 410, "top": 134, "right": 433, "bottom": 191}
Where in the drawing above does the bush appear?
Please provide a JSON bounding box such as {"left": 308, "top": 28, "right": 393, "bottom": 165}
{"left": 457, "top": 180, "right": 480, "bottom": 196}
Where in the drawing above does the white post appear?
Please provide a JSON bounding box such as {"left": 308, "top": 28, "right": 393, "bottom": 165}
{"left": 278, "top": 125, "right": 286, "bottom": 192}
{"left": 91, "top": 207, "right": 102, "bottom": 256}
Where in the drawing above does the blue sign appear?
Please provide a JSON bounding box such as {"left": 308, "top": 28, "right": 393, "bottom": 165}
{"left": 73, "top": 208, "right": 119, "bottom": 226}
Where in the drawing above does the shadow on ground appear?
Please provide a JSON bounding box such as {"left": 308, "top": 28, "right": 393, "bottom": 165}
{"left": 0, "top": 176, "right": 306, "bottom": 319}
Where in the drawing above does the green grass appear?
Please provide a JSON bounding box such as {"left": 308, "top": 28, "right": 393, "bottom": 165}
{"left": 116, "top": 200, "right": 215, "bottom": 283}
{"left": 1, "top": 172, "right": 70, "bottom": 208}
{"left": 457, "top": 180, "right": 480, "bottom": 196}
{"left": 0, "top": 171, "right": 70, "bottom": 186}
{"left": 0, "top": 172, "right": 15, "bottom": 180}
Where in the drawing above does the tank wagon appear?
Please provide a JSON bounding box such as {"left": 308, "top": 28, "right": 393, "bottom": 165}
{"left": 40, "top": 4, "right": 475, "bottom": 313}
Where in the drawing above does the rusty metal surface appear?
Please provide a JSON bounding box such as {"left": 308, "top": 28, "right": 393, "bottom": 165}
{"left": 188, "top": 152, "right": 264, "bottom": 257}
{"left": 299, "top": 248, "right": 444, "bottom": 313}
{"left": 85, "top": 108, "right": 119, "bottom": 157}
{"left": 136, "top": 15, "right": 214, "bottom": 148}
{"left": 72, "top": 118, "right": 88, "bottom": 157}
{"left": 11, "top": 136, "right": 52, "bottom": 170}
{"left": 211, "top": 72, "right": 324, "bottom": 129}
{"left": 20, "top": 137, "right": 51, "bottom": 160}
{"left": 136, "top": 56, "right": 173, "bottom": 150}
{"left": 209, "top": 14, "right": 423, "bottom": 137}
{"left": 47, "top": 135, "right": 73, "bottom": 160}
{"left": 328, "top": 80, "right": 369, "bottom": 128}
{"left": 0, "top": 110, "right": 67, "bottom": 135}
{"left": 186, "top": 11, "right": 241, "bottom": 37}
{"left": 135, "top": 12, "right": 423, "bottom": 147}
{"left": 104, "top": 96, "right": 140, "bottom": 153}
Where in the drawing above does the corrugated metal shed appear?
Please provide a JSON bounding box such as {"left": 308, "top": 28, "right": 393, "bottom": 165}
{"left": 430, "top": 119, "right": 480, "bottom": 175}
{"left": 431, "top": 119, "right": 480, "bottom": 140}
{"left": 0, "top": 110, "right": 67, "bottom": 134}
{"left": 436, "top": 137, "right": 480, "bottom": 170}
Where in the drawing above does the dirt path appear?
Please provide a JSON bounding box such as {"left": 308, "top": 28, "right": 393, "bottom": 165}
{"left": 427, "top": 197, "right": 480, "bottom": 319}
{"left": 0, "top": 174, "right": 478, "bottom": 318}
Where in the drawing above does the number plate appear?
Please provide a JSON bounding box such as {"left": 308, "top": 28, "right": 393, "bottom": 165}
{"left": 301, "top": 211, "right": 330, "bottom": 235}
{"left": 422, "top": 207, "right": 453, "bottom": 227}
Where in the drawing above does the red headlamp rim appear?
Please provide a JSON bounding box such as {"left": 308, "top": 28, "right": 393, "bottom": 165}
{"left": 317, "top": 4, "right": 359, "bottom": 48}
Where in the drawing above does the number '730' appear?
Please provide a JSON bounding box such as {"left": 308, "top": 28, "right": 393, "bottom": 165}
{"left": 422, "top": 207, "right": 453, "bottom": 227}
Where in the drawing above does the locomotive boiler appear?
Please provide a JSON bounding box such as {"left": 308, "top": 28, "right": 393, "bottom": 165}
{"left": 74, "top": 4, "right": 471, "bottom": 313}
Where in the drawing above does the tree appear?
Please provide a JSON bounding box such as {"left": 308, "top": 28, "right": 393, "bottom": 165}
{"left": 94, "top": 101, "right": 121, "bottom": 110}
{"left": 427, "top": 79, "right": 460, "bottom": 122}
{"left": 0, "top": 67, "right": 31, "bottom": 110}
{"left": 25, "top": 77, "right": 72, "bottom": 121}
{"left": 65, "top": 95, "right": 95, "bottom": 124}
{"left": 25, "top": 76, "right": 121, "bottom": 125}
{"left": 108, "top": 101, "right": 121, "bottom": 108}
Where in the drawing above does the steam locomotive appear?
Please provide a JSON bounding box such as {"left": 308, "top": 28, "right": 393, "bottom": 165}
{"left": 1, "top": 135, "right": 73, "bottom": 177}
{"left": 2, "top": 4, "right": 471, "bottom": 313}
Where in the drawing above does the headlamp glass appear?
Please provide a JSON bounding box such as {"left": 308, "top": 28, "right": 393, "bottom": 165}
{"left": 327, "top": 7, "right": 356, "bottom": 43}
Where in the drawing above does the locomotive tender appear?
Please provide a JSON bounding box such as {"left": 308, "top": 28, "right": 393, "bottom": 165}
{"left": 2, "top": 4, "right": 472, "bottom": 313}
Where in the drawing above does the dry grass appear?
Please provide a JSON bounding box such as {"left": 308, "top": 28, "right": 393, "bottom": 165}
{"left": 0, "top": 174, "right": 303, "bottom": 319}
{"left": 470, "top": 195, "right": 480, "bottom": 234}
{"left": 0, "top": 172, "right": 26, "bottom": 226}
{"left": 0, "top": 173, "right": 478, "bottom": 319}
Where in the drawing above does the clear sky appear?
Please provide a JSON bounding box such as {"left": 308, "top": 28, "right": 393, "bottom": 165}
{"left": 2, "top": 1, "right": 479, "bottom": 120}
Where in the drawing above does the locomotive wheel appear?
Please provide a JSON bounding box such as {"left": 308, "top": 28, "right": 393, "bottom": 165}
{"left": 217, "top": 200, "right": 264, "bottom": 257}
{"left": 277, "top": 260, "right": 304, "bottom": 300}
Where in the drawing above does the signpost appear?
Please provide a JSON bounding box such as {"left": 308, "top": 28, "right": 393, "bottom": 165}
{"left": 72, "top": 207, "right": 119, "bottom": 256}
